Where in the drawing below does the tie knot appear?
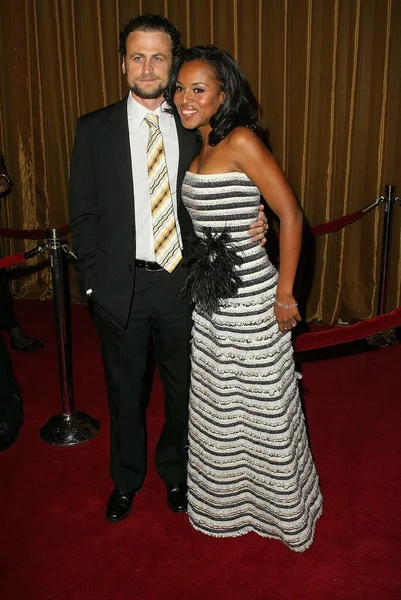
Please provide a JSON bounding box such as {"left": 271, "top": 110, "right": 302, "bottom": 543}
{"left": 144, "top": 113, "right": 159, "bottom": 129}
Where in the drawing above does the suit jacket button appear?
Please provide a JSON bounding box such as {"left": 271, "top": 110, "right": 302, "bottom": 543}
{"left": 128, "top": 264, "right": 133, "bottom": 271}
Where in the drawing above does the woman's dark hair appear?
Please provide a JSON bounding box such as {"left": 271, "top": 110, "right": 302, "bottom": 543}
{"left": 167, "top": 45, "right": 260, "bottom": 145}
{"left": 119, "top": 13, "right": 182, "bottom": 59}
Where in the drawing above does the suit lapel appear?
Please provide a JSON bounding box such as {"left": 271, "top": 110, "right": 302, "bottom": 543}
{"left": 106, "top": 96, "right": 135, "bottom": 219}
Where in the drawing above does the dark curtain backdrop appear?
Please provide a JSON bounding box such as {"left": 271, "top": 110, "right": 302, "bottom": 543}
{"left": 0, "top": 0, "right": 400, "bottom": 323}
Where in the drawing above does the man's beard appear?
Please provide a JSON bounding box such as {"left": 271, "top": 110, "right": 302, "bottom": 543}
{"left": 129, "top": 81, "right": 167, "bottom": 100}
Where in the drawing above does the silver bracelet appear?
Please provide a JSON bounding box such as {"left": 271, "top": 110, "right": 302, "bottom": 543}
{"left": 275, "top": 299, "right": 298, "bottom": 309}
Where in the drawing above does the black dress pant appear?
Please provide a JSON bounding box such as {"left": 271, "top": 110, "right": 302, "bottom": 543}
{"left": 0, "top": 334, "right": 22, "bottom": 423}
{"left": 0, "top": 264, "right": 18, "bottom": 331}
{"left": 92, "top": 264, "right": 192, "bottom": 492}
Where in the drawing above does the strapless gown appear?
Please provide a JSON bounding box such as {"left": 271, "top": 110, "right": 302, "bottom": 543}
{"left": 181, "top": 171, "right": 322, "bottom": 552}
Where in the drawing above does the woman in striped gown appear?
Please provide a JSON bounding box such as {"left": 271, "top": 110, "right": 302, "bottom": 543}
{"left": 169, "top": 46, "right": 322, "bottom": 552}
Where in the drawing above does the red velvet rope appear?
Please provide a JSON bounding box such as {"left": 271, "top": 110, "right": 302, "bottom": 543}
{"left": 1, "top": 205, "right": 398, "bottom": 352}
{"left": 0, "top": 241, "right": 399, "bottom": 351}
{"left": 294, "top": 306, "right": 401, "bottom": 351}
{"left": 310, "top": 209, "right": 364, "bottom": 236}
{"left": 0, "top": 252, "right": 27, "bottom": 269}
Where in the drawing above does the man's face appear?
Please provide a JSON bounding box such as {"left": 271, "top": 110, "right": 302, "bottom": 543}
{"left": 122, "top": 30, "right": 172, "bottom": 104}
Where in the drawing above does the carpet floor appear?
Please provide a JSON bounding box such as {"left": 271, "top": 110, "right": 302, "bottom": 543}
{"left": 0, "top": 300, "right": 400, "bottom": 600}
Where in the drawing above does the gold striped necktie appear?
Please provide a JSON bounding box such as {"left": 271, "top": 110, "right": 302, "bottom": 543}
{"left": 144, "top": 112, "right": 182, "bottom": 273}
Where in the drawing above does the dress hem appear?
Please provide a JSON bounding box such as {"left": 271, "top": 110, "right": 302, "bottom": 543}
{"left": 188, "top": 504, "right": 323, "bottom": 553}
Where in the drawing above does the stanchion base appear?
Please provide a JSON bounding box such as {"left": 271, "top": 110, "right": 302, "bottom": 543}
{"left": 365, "top": 326, "right": 401, "bottom": 348}
{"left": 40, "top": 411, "right": 100, "bottom": 446}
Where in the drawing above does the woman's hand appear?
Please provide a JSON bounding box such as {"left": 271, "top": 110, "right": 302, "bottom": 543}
{"left": 249, "top": 204, "right": 268, "bottom": 247}
{"left": 274, "top": 294, "right": 301, "bottom": 333}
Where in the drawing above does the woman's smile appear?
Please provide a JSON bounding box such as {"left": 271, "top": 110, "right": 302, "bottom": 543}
{"left": 174, "top": 60, "right": 224, "bottom": 130}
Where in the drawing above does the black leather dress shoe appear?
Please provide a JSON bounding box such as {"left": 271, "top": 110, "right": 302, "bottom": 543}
{"left": 105, "top": 489, "right": 136, "bottom": 523}
{"left": 166, "top": 482, "right": 188, "bottom": 514}
{"left": 0, "top": 419, "right": 23, "bottom": 452}
{"left": 10, "top": 338, "right": 46, "bottom": 352}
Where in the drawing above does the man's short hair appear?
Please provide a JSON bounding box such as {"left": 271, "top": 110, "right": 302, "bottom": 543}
{"left": 119, "top": 13, "right": 182, "bottom": 59}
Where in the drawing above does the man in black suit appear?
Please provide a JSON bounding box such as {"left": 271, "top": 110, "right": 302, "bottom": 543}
{"left": 69, "top": 14, "right": 266, "bottom": 523}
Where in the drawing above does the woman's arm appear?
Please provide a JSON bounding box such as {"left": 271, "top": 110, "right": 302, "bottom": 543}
{"left": 228, "top": 128, "right": 302, "bottom": 332}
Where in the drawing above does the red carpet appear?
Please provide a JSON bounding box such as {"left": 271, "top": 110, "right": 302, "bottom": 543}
{"left": 1, "top": 300, "right": 400, "bottom": 600}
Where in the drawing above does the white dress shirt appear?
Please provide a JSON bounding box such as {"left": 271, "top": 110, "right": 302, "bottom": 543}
{"left": 127, "top": 93, "right": 181, "bottom": 262}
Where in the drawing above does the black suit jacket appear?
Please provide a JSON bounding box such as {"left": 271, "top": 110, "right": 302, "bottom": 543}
{"left": 69, "top": 96, "right": 200, "bottom": 328}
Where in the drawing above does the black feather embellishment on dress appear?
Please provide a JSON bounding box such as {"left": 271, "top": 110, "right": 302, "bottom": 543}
{"left": 182, "top": 228, "right": 243, "bottom": 315}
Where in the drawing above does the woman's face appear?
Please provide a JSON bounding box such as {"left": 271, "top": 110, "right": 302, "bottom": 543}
{"left": 174, "top": 60, "right": 225, "bottom": 130}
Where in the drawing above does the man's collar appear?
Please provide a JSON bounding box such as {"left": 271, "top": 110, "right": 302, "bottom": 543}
{"left": 127, "top": 93, "right": 173, "bottom": 131}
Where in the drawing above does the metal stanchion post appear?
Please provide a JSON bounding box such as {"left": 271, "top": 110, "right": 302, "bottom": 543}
{"left": 377, "top": 185, "right": 395, "bottom": 315}
{"left": 40, "top": 228, "right": 100, "bottom": 445}
{"left": 367, "top": 185, "right": 401, "bottom": 347}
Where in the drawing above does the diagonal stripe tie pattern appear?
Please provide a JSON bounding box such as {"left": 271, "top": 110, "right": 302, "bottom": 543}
{"left": 144, "top": 113, "right": 182, "bottom": 273}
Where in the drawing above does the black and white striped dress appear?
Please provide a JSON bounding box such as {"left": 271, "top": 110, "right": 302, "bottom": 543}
{"left": 181, "top": 172, "right": 322, "bottom": 552}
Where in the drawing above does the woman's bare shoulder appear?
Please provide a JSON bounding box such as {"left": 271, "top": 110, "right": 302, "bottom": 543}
{"left": 226, "top": 126, "right": 261, "bottom": 147}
